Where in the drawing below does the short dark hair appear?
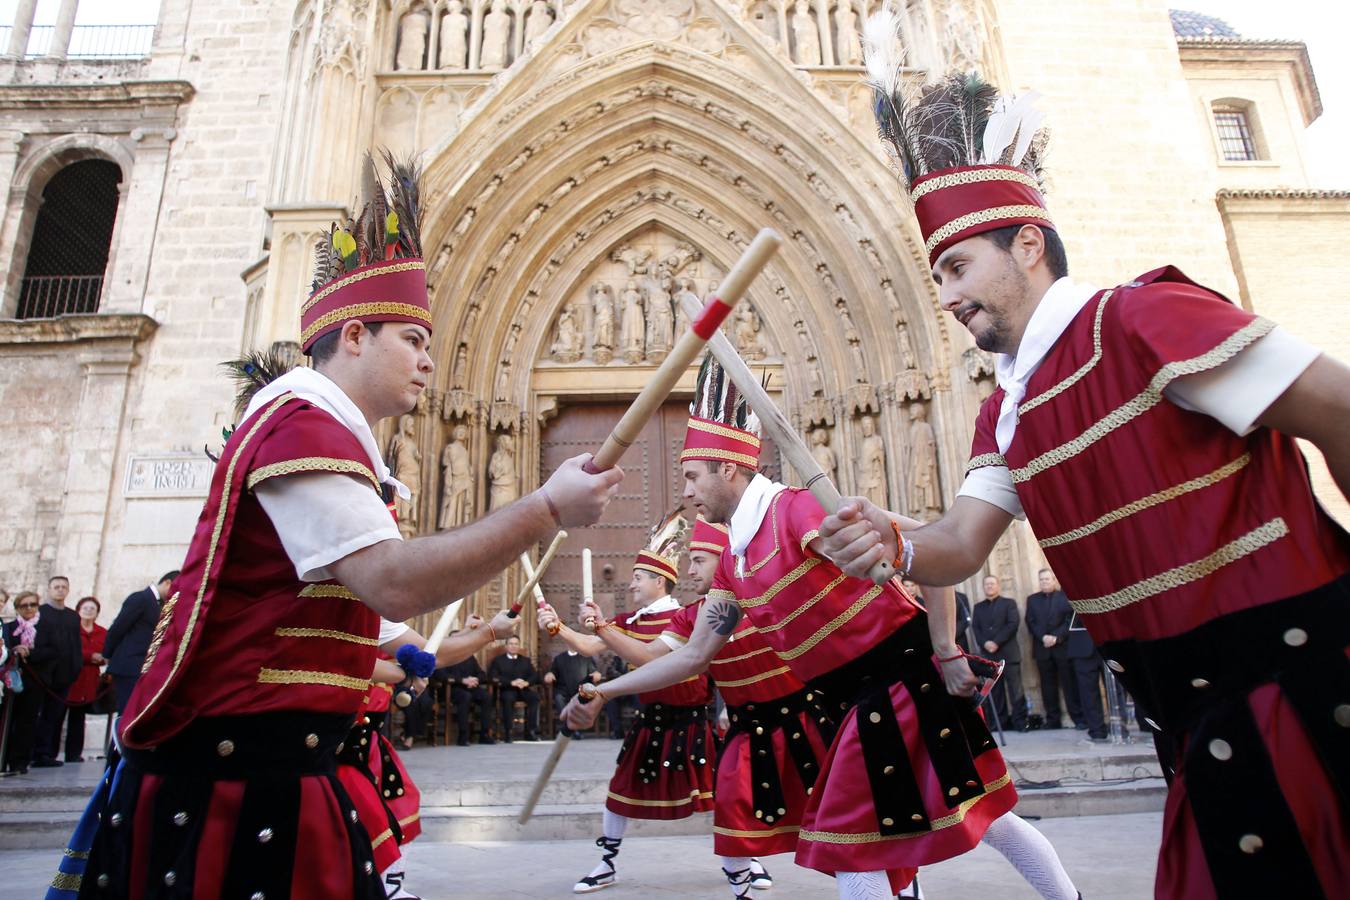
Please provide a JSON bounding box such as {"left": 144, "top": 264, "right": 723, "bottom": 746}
{"left": 307, "top": 321, "right": 383, "bottom": 366}
{"left": 159, "top": 570, "right": 180, "bottom": 586}
{"left": 77, "top": 596, "right": 100, "bottom": 615}
{"left": 49, "top": 575, "right": 69, "bottom": 585}
{"left": 703, "top": 459, "right": 756, "bottom": 480}
{"left": 982, "top": 224, "right": 1068, "bottom": 279}
{"left": 662, "top": 577, "right": 676, "bottom": 593}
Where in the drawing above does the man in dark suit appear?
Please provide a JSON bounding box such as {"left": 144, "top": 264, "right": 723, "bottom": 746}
{"left": 436, "top": 653, "right": 494, "bottom": 746}
{"left": 102, "top": 571, "right": 178, "bottom": 714}
{"left": 488, "top": 635, "right": 539, "bottom": 741}
{"left": 1024, "top": 568, "right": 1081, "bottom": 729}
{"left": 971, "top": 574, "right": 1026, "bottom": 730}
{"left": 1065, "top": 611, "right": 1109, "bottom": 741}
{"left": 29, "top": 576, "right": 82, "bottom": 767}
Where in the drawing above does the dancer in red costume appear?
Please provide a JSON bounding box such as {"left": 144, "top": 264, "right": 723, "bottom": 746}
{"left": 817, "top": 34, "right": 1350, "bottom": 900}
{"left": 49, "top": 154, "right": 622, "bottom": 899}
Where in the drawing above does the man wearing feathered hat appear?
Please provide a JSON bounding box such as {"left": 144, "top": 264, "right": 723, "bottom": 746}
{"left": 569, "top": 355, "right": 1080, "bottom": 899}
{"left": 817, "top": 9, "right": 1350, "bottom": 899}
{"left": 48, "top": 154, "right": 624, "bottom": 899}
{"left": 538, "top": 515, "right": 721, "bottom": 893}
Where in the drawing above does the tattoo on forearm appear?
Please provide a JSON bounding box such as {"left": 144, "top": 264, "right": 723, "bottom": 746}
{"left": 704, "top": 600, "right": 741, "bottom": 635}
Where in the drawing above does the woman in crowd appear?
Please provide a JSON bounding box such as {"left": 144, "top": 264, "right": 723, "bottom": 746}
{"left": 2, "top": 592, "right": 42, "bottom": 774}
{"left": 64, "top": 596, "right": 107, "bottom": 763}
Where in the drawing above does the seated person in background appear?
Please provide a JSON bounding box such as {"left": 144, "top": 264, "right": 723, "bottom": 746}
{"left": 488, "top": 635, "right": 540, "bottom": 742}
{"left": 600, "top": 651, "right": 635, "bottom": 739}
{"left": 436, "top": 644, "right": 494, "bottom": 746}
{"left": 544, "top": 646, "right": 601, "bottom": 736}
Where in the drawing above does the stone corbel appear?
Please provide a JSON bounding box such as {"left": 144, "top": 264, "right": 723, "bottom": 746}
{"left": 845, "top": 382, "right": 879, "bottom": 416}
{"left": 535, "top": 394, "right": 560, "bottom": 426}
{"left": 129, "top": 127, "right": 178, "bottom": 148}
{"left": 489, "top": 400, "right": 520, "bottom": 432}
{"left": 894, "top": 368, "right": 931, "bottom": 402}
{"left": 800, "top": 394, "right": 835, "bottom": 428}
{"left": 440, "top": 388, "right": 479, "bottom": 423}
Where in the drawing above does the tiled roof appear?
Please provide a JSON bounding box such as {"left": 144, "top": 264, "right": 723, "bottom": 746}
{"left": 1169, "top": 9, "right": 1240, "bottom": 38}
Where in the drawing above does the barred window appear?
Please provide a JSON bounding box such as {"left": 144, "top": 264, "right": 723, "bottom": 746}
{"left": 1214, "top": 109, "right": 1258, "bottom": 162}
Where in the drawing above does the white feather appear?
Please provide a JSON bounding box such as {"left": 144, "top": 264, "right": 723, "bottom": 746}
{"left": 981, "top": 91, "right": 1043, "bottom": 165}
{"left": 862, "top": 1, "right": 904, "bottom": 94}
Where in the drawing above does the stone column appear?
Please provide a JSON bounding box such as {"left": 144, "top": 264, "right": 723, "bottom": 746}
{"left": 257, "top": 203, "right": 348, "bottom": 346}
{"left": 44, "top": 0, "right": 79, "bottom": 62}
{"left": 4, "top": 0, "right": 39, "bottom": 59}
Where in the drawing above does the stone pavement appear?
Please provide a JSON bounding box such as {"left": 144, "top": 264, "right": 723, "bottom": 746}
{"left": 4, "top": 812, "right": 1161, "bottom": 897}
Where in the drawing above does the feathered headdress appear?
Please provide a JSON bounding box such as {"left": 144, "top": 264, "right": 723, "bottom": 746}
{"left": 634, "top": 506, "right": 690, "bottom": 584}
{"left": 680, "top": 354, "right": 763, "bottom": 470}
{"left": 863, "top": 5, "right": 1053, "bottom": 265}
{"left": 301, "top": 150, "right": 432, "bottom": 352}
{"left": 205, "top": 342, "right": 302, "bottom": 460}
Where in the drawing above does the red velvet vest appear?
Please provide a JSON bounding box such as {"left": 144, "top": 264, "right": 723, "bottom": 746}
{"left": 967, "top": 268, "right": 1350, "bottom": 644}
{"left": 612, "top": 605, "right": 714, "bottom": 706}
{"left": 122, "top": 395, "right": 383, "bottom": 748}
{"left": 664, "top": 598, "right": 804, "bottom": 706}
{"left": 709, "top": 488, "right": 920, "bottom": 683}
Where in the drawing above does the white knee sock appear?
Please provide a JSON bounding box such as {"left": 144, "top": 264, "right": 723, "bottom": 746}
{"left": 721, "top": 857, "right": 755, "bottom": 898}
{"left": 720, "top": 856, "right": 754, "bottom": 872}
{"left": 836, "top": 870, "right": 891, "bottom": 900}
{"left": 980, "top": 812, "right": 1077, "bottom": 900}
{"left": 585, "top": 811, "right": 629, "bottom": 878}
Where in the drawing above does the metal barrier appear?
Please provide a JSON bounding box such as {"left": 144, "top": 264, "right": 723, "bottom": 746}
{"left": 16, "top": 275, "right": 103, "bottom": 319}
{"left": 0, "top": 24, "right": 155, "bottom": 59}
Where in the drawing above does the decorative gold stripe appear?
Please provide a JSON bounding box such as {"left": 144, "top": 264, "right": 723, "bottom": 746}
{"left": 713, "top": 643, "right": 774, "bottom": 665}
{"left": 1009, "top": 318, "right": 1275, "bottom": 484}
{"left": 1039, "top": 454, "right": 1251, "bottom": 548}
{"left": 714, "top": 823, "right": 802, "bottom": 838}
{"left": 964, "top": 452, "right": 1007, "bottom": 475}
{"left": 634, "top": 562, "right": 679, "bottom": 580}
{"left": 303, "top": 260, "right": 426, "bottom": 314}
{"left": 737, "top": 559, "right": 822, "bottom": 609}
{"left": 301, "top": 302, "right": 432, "bottom": 346}
{"left": 685, "top": 417, "right": 762, "bottom": 448}
{"left": 926, "top": 206, "right": 1051, "bottom": 255}
{"left": 127, "top": 394, "right": 297, "bottom": 733}
{"left": 398, "top": 812, "right": 420, "bottom": 827}
{"left": 757, "top": 574, "right": 849, "bottom": 633}
{"left": 689, "top": 541, "right": 728, "bottom": 553}
{"left": 680, "top": 447, "right": 761, "bottom": 469}
{"left": 299, "top": 584, "right": 360, "bottom": 600}
{"left": 63, "top": 849, "right": 90, "bottom": 860}
{"left": 799, "top": 773, "right": 1012, "bottom": 844}
{"left": 660, "top": 630, "right": 689, "bottom": 645}
{"left": 275, "top": 626, "right": 379, "bottom": 646}
{"left": 606, "top": 789, "right": 714, "bottom": 808}
{"left": 779, "top": 585, "right": 882, "bottom": 660}
{"left": 51, "top": 872, "right": 82, "bottom": 891}
{"left": 910, "top": 168, "right": 1041, "bottom": 202}
{"left": 707, "top": 589, "right": 738, "bottom": 603}
{"left": 1018, "top": 290, "right": 1114, "bottom": 418}
{"left": 247, "top": 456, "right": 378, "bottom": 490}
{"left": 370, "top": 828, "right": 394, "bottom": 850}
{"left": 798, "top": 529, "right": 820, "bottom": 551}
{"left": 714, "top": 665, "right": 794, "bottom": 688}
{"left": 140, "top": 590, "right": 180, "bottom": 675}
{"left": 1069, "top": 518, "right": 1288, "bottom": 615}
{"left": 257, "top": 668, "right": 371, "bottom": 691}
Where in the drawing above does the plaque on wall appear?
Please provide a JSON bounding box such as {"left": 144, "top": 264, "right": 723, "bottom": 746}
{"left": 124, "top": 454, "right": 214, "bottom": 498}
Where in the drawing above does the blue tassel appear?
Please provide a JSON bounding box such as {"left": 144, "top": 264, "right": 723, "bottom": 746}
{"left": 396, "top": 643, "right": 436, "bottom": 678}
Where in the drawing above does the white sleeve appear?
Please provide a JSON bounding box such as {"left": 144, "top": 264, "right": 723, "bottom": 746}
{"left": 379, "top": 618, "right": 411, "bottom": 645}
{"left": 956, "top": 465, "right": 1025, "bottom": 520}
{"left": 1164, "top": 326, "right": 1321, "bottom": 436}
{"left": 254, "top": 472, "right": 402, "bottom": 582}
{"left": 656, "top": 632, "right": 685, "bottom": 651}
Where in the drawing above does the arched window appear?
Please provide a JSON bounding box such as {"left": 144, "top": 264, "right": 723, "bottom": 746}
{"left": 17, "top": 159, "right": 122, "bottom": 319}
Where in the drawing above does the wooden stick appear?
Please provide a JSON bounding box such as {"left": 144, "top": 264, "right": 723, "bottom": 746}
{"left": 519, "top": 552, "right": 559, "bottom": 635}
{"left": 511, "top": 529, "right": 567, "bottom": 612}
{"left": 677, "top": 294, "right": 895, "bottom": 585}
{"left": 585, "top": 229, "right": 782, "bottom": 474}
{"left": 517, "top": 731, "right": 570, "bottom": 824}
{"left": 581, "top": 547, "right": 597, "bottom": 629}
{"left": 422, "top": 597, "right": 465, "bottom": 655}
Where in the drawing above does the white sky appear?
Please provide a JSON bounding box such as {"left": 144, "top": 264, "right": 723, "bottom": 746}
{"left": 2, "top": 0, "right": 1346, "bottom": 185}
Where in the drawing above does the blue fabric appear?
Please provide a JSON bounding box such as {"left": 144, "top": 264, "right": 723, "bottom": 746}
{"left": 47, "top": 753, "right": 124, "bottom": 899}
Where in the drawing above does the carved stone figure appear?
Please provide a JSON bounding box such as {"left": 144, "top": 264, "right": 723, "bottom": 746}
{"left": 835, "top": 0, "right": 862, "bottom": 65}
{"left": 907, "top": 403, "right": 941, "bottom": 517}
{"left": 620, "top": 279, "right": 646, "bottom": 364}
{"left": 857, "top": 414, "right": 888, "bottom": 509}
{"left": 733, "top": 303, "right": 766, "bottom": 360}
{"left": 792, "top": 0, "right": 822, "bottom": 65}
{"left": 673, "top": 276, "right": 700, "bottom": 335}
{"left": 550, "top": 302, "right": 584, "bottom": 363}
{"left": 452, "top": 343, "right": 469, "bottom": 387}
{"left": 591, "top": 283, "right": 616, "bottom": 365}
{"left": 439, "top": 0, "right": 469, "bottom": 68}
{"left": 480, "top": 0, "right": 511, "bottom": 69}
{"left": 389, "top": 415, "right": 422, "bottom": 539}
{"left": 810, "top": 427, "right": 837, "bottom": 483}
{"left": 396, "top": 7, "right": 431, "bottom": 70}
{"left": 662, "top": 240, "right": 701, "bottom": 275}
{"left": 645, "top": 270, "right": 675, "bottom": 363}
{"left": 611, "top": 242, "right": 652, "bottom": 275}
{"left": 488, "top": 432, "right": 519, "bottom": 511}
{"left": 524, "top": 0, "right": 553, "bottom": 50}
{"left": 438, "top": 424, "right": 474, "bottom": 528}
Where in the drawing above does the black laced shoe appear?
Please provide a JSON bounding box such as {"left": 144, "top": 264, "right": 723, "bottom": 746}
{"left": 573, "top": 836, "right": 621, "bottom": 893}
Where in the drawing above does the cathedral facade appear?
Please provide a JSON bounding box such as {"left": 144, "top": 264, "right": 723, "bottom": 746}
{"left": 0, "top": 1, "right": 1342, "bottom": 659}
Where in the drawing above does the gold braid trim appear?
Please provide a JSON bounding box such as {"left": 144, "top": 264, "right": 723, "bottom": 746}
{"left": 779, "top": 585, "right": 883, "bottom": 660}
{"left": 257, "top": 668, "right": 371, "bottom": 691}
{"left": 799, "top": 773, "right": 1012, "bottom": 844}
{"left": 1018, "top": 290, "right": 1114, "bottom": 418}
{"left": 756, "top": 573, "right": 848, "bottom": 633}
{"left": 1069, "top": 518, "right": 1288, "bottom": 615}
{"left": 300, "top": 302, "right": 432, "bottom": 346}
{"left": 303, "top": 261, "right": 426, "bottom": 315}
{"left": 298, "top": 584, "right": 360, "bottom": 600}
{"left": 398, "top": 812, "right": 420, "bottom": 827}
{"left": 1039, "top": 453, "right": 1252, "bottom": 548}
{"left": 798, "top": 529, "right": 821, "bottom": 551}
{"left": 63, "top": 849, "right": 89, "bottom": 860}
{"left": 370, "top": 828, "right": 394, "bottom": 850}
{"left": 606, "top": 789, "right": 714, "bottom": 808}
{"left": 712, "top": 643, "right": 774, "bottom": 665}
{"left": 51, "top": 873, "right": 82, "bottom": 891}
{"left": 714, "top": 823, "right": 802, "bottom": 839}
{"left": 926, "top": 206, "right": 1052, "bottom": 255}
{"left": 685, "top": 417, "right": 762, "bottom": 448}
{"left": 679, "top": 447, "right": 761, "bottom": 469}
{"left": 128, "top": 394, "right": 296, "bottom": 726}
{"left": 246, "top": 456, "right": 378, "bottom": 491}
{"left": 736, "top": 559, "right": 822, "bottom": 609}
{"left": 274, "top": 626, "right": 379, "bottom": 646}
{"left": 707, "top": 589, "right": 738, "bottom": 603}
{"left": 910, "top": 168, "right": 1042, "bottom": 202}
{"left": 1009, "top": 318, "right": 1275, "bottom": 484}
{"left": 964, "top": 453, "right": 1007, "bottom": 475}
{"left": 140, "top": 590, "right": 180, "bottom": 675}
{"left": 713, "top": 666, "right": 794, "bottom": 688}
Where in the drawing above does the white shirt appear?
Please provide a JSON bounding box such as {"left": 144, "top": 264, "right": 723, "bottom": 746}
{"left": 244, "top": 367, "right": 404, "bottom": 582}
{"left": 379, "top": 618, "right": 410, "bottom": 645}
{"left": 631, "top": 595, "right": 681, "bottom": 619}
{"left": 728, "top": 474, "right": 789, "bottom": 576}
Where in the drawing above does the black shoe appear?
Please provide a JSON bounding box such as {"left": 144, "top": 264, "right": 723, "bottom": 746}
{"left": 66, "top": 756, "right": 85, "bottom": 763}
{"left": 501, "top": 736, "right": 513, "bottom": 743}
{"left": 1075, "top": 723, "right": 1088, "bottom": 730}
{"left": 457, "top": 737, "right": 471, "bottom": 747}
{"left": 523, "top": 732, "right": 539, "bottom": 742}
{"left": 31, "top": 758, "right": 62, "bottom": 768}
{"left": 1045, "top": 722, "right": 1062, "bottom": 730}
{"left": 478, "top": 736, "right": 496, "bottom": 745}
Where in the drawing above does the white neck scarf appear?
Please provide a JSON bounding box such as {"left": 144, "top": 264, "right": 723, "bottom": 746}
{"left": 634, "top": 595, "right": 680, "bottom": 618}
{"left": 993, "top": 276, "right": 1099, "bottom": 453}
{"left": 728, "top": 473, "right": 788, "bottom": 573}
{"left": 241, "top": 366, "right": 410, "bottom": 499}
